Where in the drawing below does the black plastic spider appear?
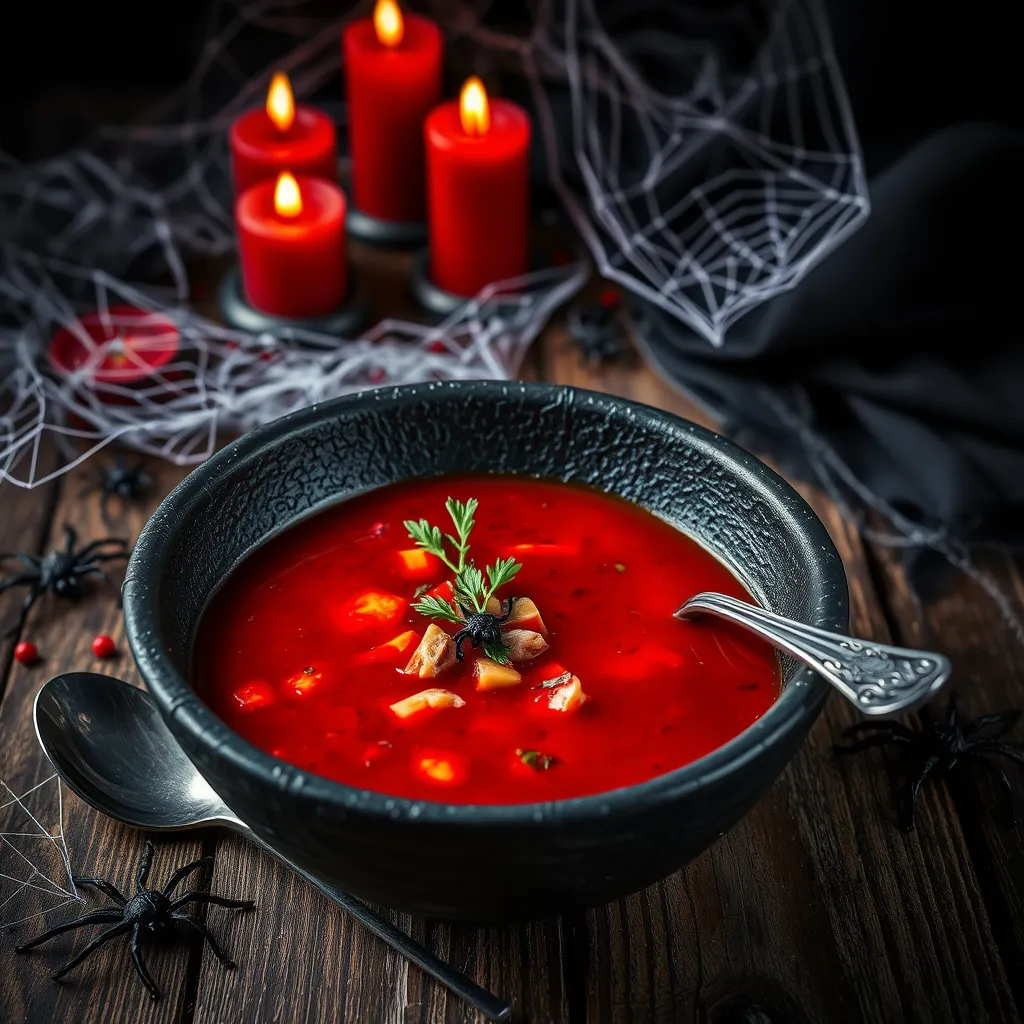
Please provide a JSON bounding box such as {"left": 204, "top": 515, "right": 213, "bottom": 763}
{"left": 0, "top": 524, "right": 130, "bottom": 636}
{"left": 567, "top": 303, "right": 627, "bottom": 365}
{"left": 80, "top": 456, "right": 153, "bottom": 515}
{"left": 452, "top": 599, "right": 515, "bottom": 661}
{"left": 15, "top": 840, "right": 254, "bottom": 1000}
{"left": 835, "top": 694, "right": 1024, "bottom": 829}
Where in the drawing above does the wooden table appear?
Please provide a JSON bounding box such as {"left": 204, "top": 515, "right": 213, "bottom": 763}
{"left": 2, "top": 245, "right": 1023, "bottom": 1024}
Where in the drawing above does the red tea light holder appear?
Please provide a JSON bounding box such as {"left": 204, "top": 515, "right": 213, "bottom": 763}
{"left": 411, "top": 77, "right": 534, "bottom": 317}
{"left": 219, "top": 171, "right": 370, "bottom": 336}
{"left": 342, "top": 0, "right": 441, "bottom": 249}
{"left": 47, "top": 306, "right": 183, "bottom": 407}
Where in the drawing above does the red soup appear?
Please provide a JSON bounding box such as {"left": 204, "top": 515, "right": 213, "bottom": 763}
{"left": 195, "top": 475, "right": 779, "bottom": 803}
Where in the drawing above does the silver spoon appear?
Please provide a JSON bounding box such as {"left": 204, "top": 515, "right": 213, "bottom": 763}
{"left": 31, "top": 672, "right": 511, "bottom": 1023}
{"left": 675, "top": 592, "right": 951, "bottom": 716}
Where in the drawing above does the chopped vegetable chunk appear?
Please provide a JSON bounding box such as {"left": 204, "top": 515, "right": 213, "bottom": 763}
{"left": 389, "top": 688, "right": 466, "bottom": 719}
{"left": 415, "top": 750, "right": 467, "bottom": 785}
{"left": 357, "top": 630, "right": 420, "bottom": 665}
{"left": 504, "top": 542, "right": 579, "bottom": 557}
{"left": 503, "top": 629, "right": 549, "bottom": 662}
{"left": 503, "top": 597, "right": 547, "bottom": 635}
{"left": 338, "top": 589, "right": 405, "bottom": 631}
{"left": 285, "top": 666, "right": 322, "bottom": 698}
{"left": 474, "top": 658, "right": 522, "bottom": 692}
{"left": 403, "top": 623, "right": 456, "bottom": 678}
{"left": 396, "top": 548, "right": 437, "bottom": 577}
{"left": 232, "top": 680, "right": 275, "bottom": 711}
{"left": 546, "top": 675, "right": 588, "bottom": 713}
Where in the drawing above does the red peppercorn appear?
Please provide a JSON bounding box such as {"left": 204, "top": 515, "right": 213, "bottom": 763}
{"left": 92, "top": 634, "right": 116, "bottom": 658}
{"left": 14, "top": 641, "right": 38, "bottom": 665}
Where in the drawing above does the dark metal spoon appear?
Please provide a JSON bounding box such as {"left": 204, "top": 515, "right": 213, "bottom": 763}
{"left": 32, "top": 672, "right": 511, "bottom": 1023}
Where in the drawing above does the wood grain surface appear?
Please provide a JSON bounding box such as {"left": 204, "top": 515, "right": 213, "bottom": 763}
{"left": 2, "top": 264, "right": 1022, "bottom": 1024}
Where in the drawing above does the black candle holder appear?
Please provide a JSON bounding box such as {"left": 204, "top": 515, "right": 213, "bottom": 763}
{"left": 409, "top": 248, "right": 550, "bottom": 320}
{"left": 346, "top": 207, "right": 428, "bottom": 249}
{"left": 217, "top": 264, "right": 371, "bottom": 337}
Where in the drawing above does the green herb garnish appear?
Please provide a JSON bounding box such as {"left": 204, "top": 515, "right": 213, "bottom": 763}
{"left": 516, "top": 748, "right": 557, "bottom": 771}
{"left": 406, "top": 497, "right": 523, "bottom": 662}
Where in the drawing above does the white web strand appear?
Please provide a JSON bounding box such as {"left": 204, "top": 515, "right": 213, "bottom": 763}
{"left": 0, "top": 0, "right": 864, "bottom": 486}
{"left": 0, "top": 775, "right": 84, "bottom": 929}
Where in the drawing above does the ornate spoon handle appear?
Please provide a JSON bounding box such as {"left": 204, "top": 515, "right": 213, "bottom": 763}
{"left": 675, "top": 592, "right": 951, "bottom": 716}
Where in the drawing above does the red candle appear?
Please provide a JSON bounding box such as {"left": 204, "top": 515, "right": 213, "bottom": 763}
{"left": 48, "top": 306, "right": 180, "bottom": 403}
{"left": 230, "top": 72, "right": 339, "bottom": 195}
{"left": 343, "top": 0, "right": 442, "bottom": 223}
{"left": 236, "top": 171, "right": 347, "bottom": 318}
{"left": 425, "top": 77, "right": 531, "bottom": 297}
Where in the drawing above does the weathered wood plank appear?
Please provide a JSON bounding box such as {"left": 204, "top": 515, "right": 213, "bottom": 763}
{"left": 540, "top": 303, "right": 1018, "bottom": 1023}
{"left": 868, "top": 542, "right": 1024, "bottom": 1014}
{"left": 0, "top": 452, "right": 211, "bottom": 1023}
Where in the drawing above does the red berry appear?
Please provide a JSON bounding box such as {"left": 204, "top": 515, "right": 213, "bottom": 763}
{"left": 14, "top": 641, "right": 38, "bottom": 665}
{"left": 92, "top": 635, "right": 116, "bottom": 658}
{"left": 598, "top": 285, "right": 621, "bottom": 309}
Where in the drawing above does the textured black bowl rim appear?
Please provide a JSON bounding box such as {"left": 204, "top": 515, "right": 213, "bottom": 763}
{"left": 125, "top": 380, "right": 847, "bottom": 826}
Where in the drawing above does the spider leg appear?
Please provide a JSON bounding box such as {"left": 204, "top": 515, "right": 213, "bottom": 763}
{"left": 161, "top": 856, "right": 212, "bottom": 897}
{"left": 73, "top": 877, "right": 127, "bottom": 905}
{"left": 69, "top": 565, "right": 109, "bottom": 584}
{"left": 0, "top": 572, "right": 37, "bottom": 592}
{"left": 498, "top": 597, "right": 516, "bottom": 623}
{"left": 0, "top": 553, "right": 41, "bottom": 570}
{"left": 51, "top": 921, "right": 132, "bottom": 980}
{"left": 136, "top": 840, "right": 155, "bottom": 889}
{"left": 964, "top": 710, "right": 1021, "bottom": 740}
{"left": 4, "top": 584, "right": 42, "bottom": 637}
{"left": 130, "top": 932, "right": 162, "bottom": 1000}
{"left": 964, "top": 754, "right": 1021, "bottom": 825}
{"left": 834, "top": 733, "right": 918, "bottom": 755}
{"left": 77, "top": 538, "right": 130, "bottom": 559}
{"left": 15, "top": 910, "right": 124, "bottom": 951}
{"left": 840, "top": 720, "right": 917, "bottom": 741}
{"left": 62, "top": 525, "right": 77, "bottom": 556}
{"left": 171, "top": 913, "right": 237, "bottom": 969}
{"left": 977, "top": 744, "right": 1024, "bottom": 765}
{"left": 170, "top": 891, "right": 256, "bottom": 912}
{"left": 452, "top": 629, "right": 469, "bottom": 662}
{"left": 902, "top": 755, "right": 942, "bottom": 830}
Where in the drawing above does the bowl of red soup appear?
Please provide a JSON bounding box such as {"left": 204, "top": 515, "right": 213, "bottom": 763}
{"left": 124, "top": 381, "right": 846, "bottom": 922}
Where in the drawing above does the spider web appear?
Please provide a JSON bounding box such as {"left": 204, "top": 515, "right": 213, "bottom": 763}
{"left": 0, "top": 0, "right": 864, "bottom": 486}
{"left": 0, "top": 775, "right": 83, "bottom": 929}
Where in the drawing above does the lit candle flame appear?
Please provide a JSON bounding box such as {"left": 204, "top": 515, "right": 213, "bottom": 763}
{"left": 266, "top": 72, "right": 295, "bottom": 132}
{"left": 459, "top": 76, "right": 490, "bottom": 137}
{"left": 274, "top": 172, "right": 303, "bottom": 218}
{"left": 374, "top": 0, "right": 404, "bottom": 47}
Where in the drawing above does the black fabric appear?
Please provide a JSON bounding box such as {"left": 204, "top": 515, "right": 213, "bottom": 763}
{"left": 635, "top": 122, "right": 1024, "bottom": 557}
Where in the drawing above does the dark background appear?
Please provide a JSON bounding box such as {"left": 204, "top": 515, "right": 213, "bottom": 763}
{"left": 0, "top": 1, "right": 1014, "bottom": 172}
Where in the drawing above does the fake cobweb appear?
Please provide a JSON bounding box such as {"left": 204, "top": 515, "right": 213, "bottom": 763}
{"left": 0, "top": 0, "right": 865, "bottom": 487}
{"left": 0, "top": 776, "right": 83, "bottom": 930}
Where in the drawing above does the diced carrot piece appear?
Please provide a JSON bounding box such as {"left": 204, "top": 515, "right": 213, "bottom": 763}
{"left": 396, "top": 548, "right": 437, "bottom": 577}
{"left": 389, "top": 687, "right": 466, "bottom": 719}
{"left": 503, "top": 597, "right": 547, "bottom": 636}
{"left": 415, "top": 750, "right": 468, "bottom": 785}
{"left": 357, "top": 630, "right": 420, "bottom": 665}
{"left": 504, "top": 542, "right": 579, "bottom": 557}
{"left": 403, "top": 623, "right": 456, "bottom": 678}
{"left": 232, "top": 680, "right": 275, "bottom": 711}
{"left": 285, "top": 666, "right": 323, "bottom": 698}
{"left": 338, "top": 589, "right": 405, "bottom": 631}
{"left": 546, "top": 675, "right": 588, "bottom": 713}
{"left": 427, "top": 580, "right": 455, "bottom": 602}
{"left": 473, "top": 658, "right": 523, "bottom": 692}
{"left": 503, "top": 629, "right": 549, "bottom": 662}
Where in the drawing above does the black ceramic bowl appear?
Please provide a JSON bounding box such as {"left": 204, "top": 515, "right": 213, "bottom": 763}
{"left": 124, "top": 381, "right": 847, "bottom": 922}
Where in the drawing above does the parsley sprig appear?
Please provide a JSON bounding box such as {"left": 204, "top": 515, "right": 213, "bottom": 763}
{"left": 405, "top": 497, "right": 523, "bottom": 660}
